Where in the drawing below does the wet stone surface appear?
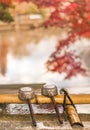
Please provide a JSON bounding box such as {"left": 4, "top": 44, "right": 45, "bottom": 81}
{"left": 6, "top": 104, "right": 63, "bottom": 114}
{"left": 0, "top": 120, "right": 90, "bottom": 130}
{"left": 0, "top": 114, "right": 89, "bottom": 130}
{"left": 0, "top": 104, "right": 90, "bottom": 129}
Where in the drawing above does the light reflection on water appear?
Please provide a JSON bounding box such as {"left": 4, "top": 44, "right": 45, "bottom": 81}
{"left": 0, "top": 33, "right": 57, "bottom": 83}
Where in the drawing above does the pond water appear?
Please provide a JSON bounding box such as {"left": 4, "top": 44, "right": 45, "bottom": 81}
{"left": 0, "top": 30, "right": 57, "bottom": 83}
{"left": 0, "top": 30, "right": 90, "bottom": 83}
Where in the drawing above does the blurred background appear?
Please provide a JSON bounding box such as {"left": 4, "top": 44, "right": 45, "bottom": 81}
{"left": 0, "top": 0, "right": 90, "bottom": 93}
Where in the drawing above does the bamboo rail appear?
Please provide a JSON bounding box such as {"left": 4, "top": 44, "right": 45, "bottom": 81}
{"left": 0, "top": 84, "right": 90, "bottom": 104}
{"left": 0, "top": 94, "right": 90, "bottom": 104}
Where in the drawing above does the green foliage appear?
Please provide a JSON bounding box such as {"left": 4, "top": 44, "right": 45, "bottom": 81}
{"left": 0, "top": 3, "right": 14, "bottom": 23}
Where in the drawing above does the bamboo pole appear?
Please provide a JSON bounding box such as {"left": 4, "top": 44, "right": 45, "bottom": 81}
{"left": 0, "top": 94, "right": 90, "bottom": 104}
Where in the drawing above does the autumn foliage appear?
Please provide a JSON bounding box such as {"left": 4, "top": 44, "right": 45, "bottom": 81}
{"left": 39, "top": 0, "right": 90, "bottom": 78}
{"left": 0, "top": 0, "right": 12, "bottom": 6}
{"left": 0, "top": 0, "right": 90, "bottom": 78}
